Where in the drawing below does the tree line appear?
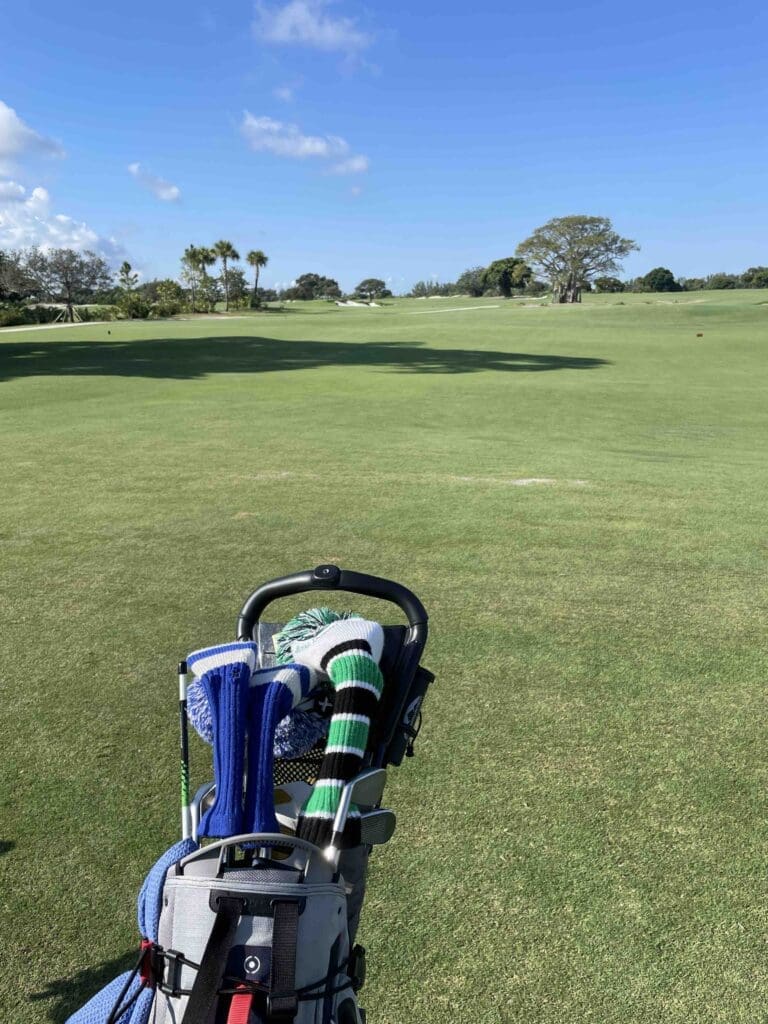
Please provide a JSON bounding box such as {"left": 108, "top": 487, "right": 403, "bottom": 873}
{"left": 409, "top": 217, "right": 767, "bottom": 301}
{"left": 0, "top": 241, "right": 398, "bottom": 326}
{"left": 2, "top": 215, "right": 766, "bottom": 327}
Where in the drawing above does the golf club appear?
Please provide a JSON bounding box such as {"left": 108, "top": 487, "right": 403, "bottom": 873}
{"left": 178, "top": 660, "right": 192, "bottom": 840}
{"left": 325, "top": 768, "right": 387, "bottom": 865}
{"left": 359, "top": 808, "right": 396, "bottom": 847}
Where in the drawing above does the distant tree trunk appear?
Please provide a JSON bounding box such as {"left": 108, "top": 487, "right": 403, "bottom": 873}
{"left": 252, "top": 266, "right": 260, "bottom": 306}
{"left": 553, "top": 273, "right": 581, "bottom": 303}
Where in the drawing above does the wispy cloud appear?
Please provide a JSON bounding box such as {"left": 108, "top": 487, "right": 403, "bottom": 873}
{"left": 241, "top": 112, "right": 369, "bottom": 174}
{"left": 0, "top": 100, "right": 65, "bottom": 172}
{"left": 330, "top": 154, "right": 369, "bottom": 175}
{"left": 127, "top": 162, "right": 181, "bottom": 202}
{"left": 0, "top": 180, "right": 125, "bottom": 261}
{"left": 254, "top": 0, "right": 371, "bottom": 54}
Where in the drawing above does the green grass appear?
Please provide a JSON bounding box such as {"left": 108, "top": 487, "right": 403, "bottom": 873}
{"left": 1, "top": 290, "right": 767, "bottom": 1022}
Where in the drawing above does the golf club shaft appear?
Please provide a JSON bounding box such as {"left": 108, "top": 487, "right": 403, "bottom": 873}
{"left": 178, "top": 660, "right": 192, "bottom": 840}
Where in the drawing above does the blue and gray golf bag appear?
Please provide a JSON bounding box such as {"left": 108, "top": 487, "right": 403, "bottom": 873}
{"left": 66, "top": 566, "right": 433, "bottom": 1024}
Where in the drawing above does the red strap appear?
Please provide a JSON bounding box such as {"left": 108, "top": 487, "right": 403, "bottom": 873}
{"left": 227, "top": 984, "right": 254, "bottom": 1024}
{"left": 139, "top": 939, "right": 155, "bottom": 987}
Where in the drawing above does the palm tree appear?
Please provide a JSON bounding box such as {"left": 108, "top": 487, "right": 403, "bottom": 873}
{"left": 213, "top": 240, "right": 240, "bottom": 311}
{"left": 246, "top": 250, "right": 269, "bottom": 307}
{"left": 182, "top": 244, "right": 202, "bottom": 311}
{"left": 197, "top": 247, "right": 217, "bottom": 311}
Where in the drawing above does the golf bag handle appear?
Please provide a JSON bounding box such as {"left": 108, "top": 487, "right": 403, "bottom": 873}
{"left": 178, "top": 833, "right": 326, "bottom": 872}
{"left": 237, "top": 565, "right": 428, "bottom": 646}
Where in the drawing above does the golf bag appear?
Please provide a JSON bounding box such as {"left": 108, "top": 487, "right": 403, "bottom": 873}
{"left": 66, "top": 565, "right": 432, "bottom": 1024}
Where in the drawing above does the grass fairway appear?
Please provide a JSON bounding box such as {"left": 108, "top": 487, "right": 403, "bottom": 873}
{"left": 2, "top": 291, "right": 767, "bottom": 1023}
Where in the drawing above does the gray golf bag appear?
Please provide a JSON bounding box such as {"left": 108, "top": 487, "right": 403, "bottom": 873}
{"left": 66, "top": 566, "right": 432, "bottom": 1024}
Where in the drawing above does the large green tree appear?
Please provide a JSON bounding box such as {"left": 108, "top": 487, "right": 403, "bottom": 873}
{"left": 285, "top": 273, "right": 341, "bottom": 301}
{"left": 117, "top": 260, "right": 149, "bottom": 318}
{"left": 26, "top": 248, "right": 113, "bottom": 322}
{"left": 222, "top": 267, "right": 248, "bottom": 309}
{"left": 0, "top": 249, "right": 36, "bottom": 301}
{"left": 455, "top": 266, "right": 486, "bottom": 297}
{"left": 640, "top": 267, "right": 680, "bottom": 292}
{"left": 516, "top": 215, "right": 638, "bottom": 303}
{"left": 354, "top": 278, "right": 391, "bottom": 301}
{"left": 483, "top": 258, "right": 532, "bottom": 297}
{"left": 707, "top": 272, "right": 739, "bottom": 290}
{"left": 246, "top": 249, "right": 269, "bottom": 307}
{"left": 213, "top": 240, "right": 240, "bottom": 311}
{"left": 741, "top": 267, "right": 768, "bottom": 288}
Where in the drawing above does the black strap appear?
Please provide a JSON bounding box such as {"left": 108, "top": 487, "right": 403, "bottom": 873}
{"left": 184, "top": 896, "right": 243, "bottom": 1024}
{"left": 267, "top": 900, "right": 300, "bottom": 1021}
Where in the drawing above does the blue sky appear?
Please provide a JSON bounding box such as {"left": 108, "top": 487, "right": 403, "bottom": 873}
{"left": 1, "top": 0, "right": 766, "bottom": 291}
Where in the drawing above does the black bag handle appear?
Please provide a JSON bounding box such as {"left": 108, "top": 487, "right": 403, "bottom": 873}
{"left": 236, "top": 565, "right": 428, "bottom": 656}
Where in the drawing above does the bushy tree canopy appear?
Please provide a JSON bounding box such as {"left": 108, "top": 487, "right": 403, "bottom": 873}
{"left": 640, "top": 267, "right": 680, "bottom": 292}
{"left": 285, "top": 273, "right": 341, "bottom": 300}
{"left": 516, "top": 215, "right": 638, "bottom": 303}
{"left": 354, "top": 278, "right": 391, "bottom": 301}
{"left": 740, "top": 267, "right": 768, "bottom": 288}
{"left": 455, "top": 267, "right": 486, "bottom": 297}
{"left": 593, "top": 276, "right": 625, "bottom": 293}
{"left": 707, "top": 272, "right": 739, "bottom": 290}
{"left": 26, "top": 248, "right": 113, "bottom": 321}
{"left": 483, "top": 258, "right": 532, "bottom": 297}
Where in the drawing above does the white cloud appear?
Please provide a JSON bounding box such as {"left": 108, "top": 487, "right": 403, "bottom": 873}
{"left": 241, "top": 112, "right": 369, "bottom": 174}
{"left": 0, "top": 100, "right": 64, "bottom": 171}
{"left": 350, "top": 185, "right": 363, "bottom": 197}
{"left": 127, "top": 162, "right": 181, "bottom": 202}
{"left": 330, "top": 154, "right": 369, "bottom": 175}
{"left": 0, "top": 179, "right": 26, "bottom": 201}
{"left": 254, "top": 0, "right": 370, "bottom": 53}
{"left": 242, "top": 113, "right": 346, "bottom": 158}
{"left": 0, "top": 180, "right": 124, "bottom": 261}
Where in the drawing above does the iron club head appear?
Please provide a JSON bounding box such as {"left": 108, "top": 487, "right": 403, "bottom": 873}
{"left": 358, "top": 808, "right": 396, "bottom": 847}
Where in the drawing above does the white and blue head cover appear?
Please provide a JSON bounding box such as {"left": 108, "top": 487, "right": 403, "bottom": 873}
{"left": 186, "top": 642, "right": 323, "bottom": 836}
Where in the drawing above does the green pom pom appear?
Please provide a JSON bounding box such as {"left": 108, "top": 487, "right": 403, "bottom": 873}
{"left": 275, "top": 607, "right": 358, "bottom": 664}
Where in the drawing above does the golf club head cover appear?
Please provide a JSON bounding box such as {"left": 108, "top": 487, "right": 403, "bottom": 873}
{"left": 291, "top": 618, "right": 385, "bottom": 848}
{"left": 243, "top": 664, "right": 313, "bottom": 833}
{"left": 187, "top": 642, "right": 257, "bottom": 838}
{"left": 188, "top": 658, "right": 325, "bottom": 759}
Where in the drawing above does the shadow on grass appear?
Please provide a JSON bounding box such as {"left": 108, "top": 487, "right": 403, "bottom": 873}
{"left": 32, "top": 950, "right": 137, "bottom": 1023}
{"left": 0, "top": 839, "right": 14, "bottom": 856}
{"left": 0, "top": 334, "right": 609, "bottom": 382}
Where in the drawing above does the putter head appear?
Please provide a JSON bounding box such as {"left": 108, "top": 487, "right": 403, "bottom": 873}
{"left": 359, "top": 808, "right": 396, "bottom": 847}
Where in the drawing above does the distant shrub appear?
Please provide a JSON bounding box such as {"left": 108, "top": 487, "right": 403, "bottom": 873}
{"left": 117, "top": 293, "right": 152, "bottom": 319}
{"left": 741, "top": 266, "right": 768, "bottom": 289}
{"left": 0, "top": 304, "right": 34, "bottom": 327}
{"left": 594, "top": 276, "right": 625, "bottom": 293}
{"left": 80, "top": 305, "right": 118, "bottom": 322}
{"left": 707, "top": 272, "right": 739, "bottom": 290}
{"left": 0, "top": 303, "right": 61, "bottom": 327}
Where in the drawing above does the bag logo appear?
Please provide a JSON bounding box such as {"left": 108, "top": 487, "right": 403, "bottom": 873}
{"left": 245, "top": 954, "right": 261, "bottom": 975}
